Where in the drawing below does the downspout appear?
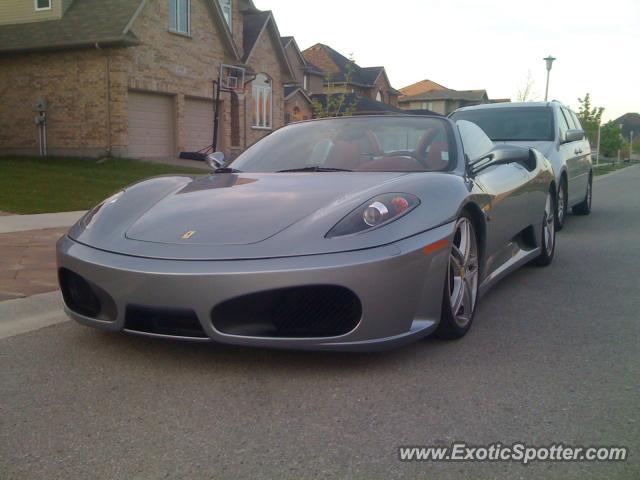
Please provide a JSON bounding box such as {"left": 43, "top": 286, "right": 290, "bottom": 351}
{"left": 96, "top": 42, "right": 112, "bottom": 157}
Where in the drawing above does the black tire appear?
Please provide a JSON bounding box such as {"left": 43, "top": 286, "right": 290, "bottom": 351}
{"left": 556, "top": 177, "right": 567, "bottom": 231}
{"left": 532, "top": 189, "right": 556, "bottom": 267}
{"left": 435, "top": 213, "right": 479, "bottom": 339}
{"left": 572, "top": 173, "right": 592, "bottom": 215}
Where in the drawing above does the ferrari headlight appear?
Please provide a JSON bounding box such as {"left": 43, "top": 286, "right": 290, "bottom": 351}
{"left": 326, "top": 193, "right": 420, "bottom": 238}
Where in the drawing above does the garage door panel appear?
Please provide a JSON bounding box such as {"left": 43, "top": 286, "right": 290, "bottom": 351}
{"left": 184, "top": 97, "right": 216, "bottom": 152}
{"left": 127, "top": 91, "right": 174, "bottom": 158}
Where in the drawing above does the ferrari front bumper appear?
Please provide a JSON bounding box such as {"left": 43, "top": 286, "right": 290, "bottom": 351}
{"left": 56, "top": 223, "right": 453, "bottom": 351}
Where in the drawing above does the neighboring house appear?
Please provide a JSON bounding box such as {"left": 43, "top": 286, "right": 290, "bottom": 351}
{"left": 399, "top": 79, "right": 447, "bottom": 97}
{"left": 280, "top": 36, "right": 324, "bottom": 123}
{"left": 310, "top": 93, "right": 408, "bottom": 116}
{"left": 301, "top": 43, "right": 401, "bottom": 108}
{"left": 398, "top": 78, "right": 508, "bottom": 115}
{"left": 0, "top": 0, "right": 294, "bottom": 159}
{"left": 614, "top": 112, "right": 640, "bottom": 139}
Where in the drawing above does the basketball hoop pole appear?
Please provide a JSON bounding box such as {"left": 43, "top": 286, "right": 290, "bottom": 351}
{"left": 212, "top": 79, "right": 221, "bottom": 152}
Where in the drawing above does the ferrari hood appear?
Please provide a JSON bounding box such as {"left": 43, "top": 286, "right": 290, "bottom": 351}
{"left": 69, "top": 171, "right": 468, "bottom": 260}
{"left": 125, "top": 172, "right": 406, "bottom": 246}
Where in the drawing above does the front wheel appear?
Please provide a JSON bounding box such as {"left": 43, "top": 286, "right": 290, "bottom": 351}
{"left": 531, "top": 190, "right": 556, "bottom": 267}
{"left": 572, "top": 174, "right": 592, "bottom": 215}
{"left": 435, "top": 214, "right": 480, "bottom": 339}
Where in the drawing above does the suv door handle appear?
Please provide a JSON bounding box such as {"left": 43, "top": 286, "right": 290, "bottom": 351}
{"left": 575, "top": 148, "right": 582, "bottom": 154}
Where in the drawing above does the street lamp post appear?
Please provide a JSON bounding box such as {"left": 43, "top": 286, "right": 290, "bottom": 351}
{"left": 543, "top": 55, "right": 556, "bottom": 101}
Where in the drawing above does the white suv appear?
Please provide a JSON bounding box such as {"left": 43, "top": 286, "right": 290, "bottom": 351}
{"left": 450, "top": 101, "right": 592, "bottom": 229}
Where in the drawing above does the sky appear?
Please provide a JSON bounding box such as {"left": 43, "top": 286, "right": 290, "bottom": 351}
{"left": 253, "top": 0, "right": 639, "bottom": 122}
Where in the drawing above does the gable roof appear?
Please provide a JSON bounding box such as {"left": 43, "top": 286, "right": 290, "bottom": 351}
{"left": 242, "top": 10, "right": 293, "bottom": 80}
{"left": 0, "top": 0, "right": 145, "bottom": 54}
{"left": 281, "top": 35, "right": 325, "bottom": 78}
{"left": 399, "top": 89, "right": 488, "bottom": 102}
{"left": 302, "top": 43, "right": 399, "bottom": 91}
{"left": 399, "top": 79, "right": 448, "bottom": 97}
{"left": 284, "top": 86, "right": 312, "bottom": 104}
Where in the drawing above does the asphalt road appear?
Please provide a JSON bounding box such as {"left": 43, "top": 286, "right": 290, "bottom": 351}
{"left": 1, "top": 167, "right": 639, "bottom": 479}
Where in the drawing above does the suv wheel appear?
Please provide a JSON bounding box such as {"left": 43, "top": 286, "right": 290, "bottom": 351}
{"left": 556, "top": 178, "right": 567, "bottom": 230}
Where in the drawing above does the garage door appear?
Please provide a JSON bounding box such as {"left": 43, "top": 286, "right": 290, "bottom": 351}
{"left": 184, "top": 97, "right": 216, "bottom": 152}
{"left": 127, "top": 91, "right": 174, "bottom": 158}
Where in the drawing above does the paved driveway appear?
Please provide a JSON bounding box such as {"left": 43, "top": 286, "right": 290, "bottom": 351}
{"left": 1, "top": 167, "right": 639, "bottom": 479}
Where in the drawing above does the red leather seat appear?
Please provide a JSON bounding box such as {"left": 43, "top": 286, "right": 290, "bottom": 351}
{"left": 426, "top": 141, "right": 449, "bottom": 171}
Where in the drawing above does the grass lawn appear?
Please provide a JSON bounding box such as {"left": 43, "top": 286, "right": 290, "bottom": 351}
{"left": 0, "top": 156, "right": 205, "bottom": 214}
{"left": 593, "top": 160, "right": 638, "bottom": 176}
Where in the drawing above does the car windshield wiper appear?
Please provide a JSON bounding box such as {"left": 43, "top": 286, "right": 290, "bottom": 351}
{"left": 214, "top": 167, "right": 243, "bottom": 173}
{"left": 276, "top": 166, "right": 352, "bottom": 173}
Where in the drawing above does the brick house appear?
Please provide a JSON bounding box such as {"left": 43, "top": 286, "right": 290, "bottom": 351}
{"left": 280, "top": 36, "right": 324, "bottom": 124}
{"left": 301, "top": 43, "right": 401, "bottom": 108}
{"left": 0, "top": 0, "right": 294, "bottom": 159}
{"left": 398, "top": 78, "right": 509, "bottom": 115}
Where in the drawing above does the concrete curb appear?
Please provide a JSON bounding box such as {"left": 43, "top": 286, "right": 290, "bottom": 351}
{"left": 0, "top": 210, "right": 86, "bottom": 234}
{"left": 0, "top": 290, "right": 68, "bottom": 340}
{"left": 594, "top": 163, "right": 640, "bottom": 182}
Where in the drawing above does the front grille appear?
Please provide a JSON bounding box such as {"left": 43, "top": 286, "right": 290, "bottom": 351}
{"left": 59, "top": 268, "right": 116, "bottom": 321}
{"left": 125, "top": 305, "right": 207, "bottom": 338}
{"left": 211, "top": 285, "right": 362, "bottom": 338}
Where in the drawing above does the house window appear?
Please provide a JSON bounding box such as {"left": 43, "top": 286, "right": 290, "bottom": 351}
{"left": 169, "top": 0, "right": 191, "bottom": 35}
{"left": 376, "top": 91, "right": 383, "bottom": 102}
{"left": 218, "top": 0, "right": 232, "bottom": 31}
{"left": 35, "top": 0, "right": 51, "bottom": 11}
{"left": 303, "top": 74, "right": 308, "bottom": 91}
{"left": 252, "top": 73, "right": 272, "bottom": 129}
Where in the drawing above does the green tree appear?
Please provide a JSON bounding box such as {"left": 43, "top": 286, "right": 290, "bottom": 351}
{"left": 599, "top": 121, "right": 624, "bottom": 157}
{"left": 576, "top": 93, "right": 604, "bottom": 145}
{"left": 312, "top": 56, "right": 357, "bottom": 118}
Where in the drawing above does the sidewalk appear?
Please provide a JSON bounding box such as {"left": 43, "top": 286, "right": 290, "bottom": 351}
{"left": 0, "top": 210, "right": 85, "bottom": 234}
{"left": 0, "top": 211, "right": 85, "bottom": 301}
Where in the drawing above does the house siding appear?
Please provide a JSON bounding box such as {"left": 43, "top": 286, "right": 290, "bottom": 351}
{"left": 0, "top": 0, "right": 62, "bottom": 26}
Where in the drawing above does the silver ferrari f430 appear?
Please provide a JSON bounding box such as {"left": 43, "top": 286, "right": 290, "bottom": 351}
{"left": 57, "top": 116, "right": 557, "bottom": 351}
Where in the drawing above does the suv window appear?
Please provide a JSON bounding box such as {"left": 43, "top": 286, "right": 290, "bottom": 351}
{"left": 557, "top": 108, "right": 570, "bottom": 140}
{"left": 450, "top": 107, "right": 554, "bottom": 141}
{"left": 569, "top": 110, "right": 583, "bottom": 130}
{"left": 561, "top": 108, "right": 577, "bottom": 129}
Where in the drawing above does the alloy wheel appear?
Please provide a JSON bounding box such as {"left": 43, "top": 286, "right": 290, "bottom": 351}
{"left": 448, "top": 217, "right": 479, "bottom": 328}
{"left": 557, "top": 184, "right": 565, "bottom": 225}
{"left": 544, "top": 193, "right": 555, "bottom": 256}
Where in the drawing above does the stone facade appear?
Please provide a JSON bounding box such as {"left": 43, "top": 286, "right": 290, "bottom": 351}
{"left": 0, "top": 49, "right": 110, "bottom": 156}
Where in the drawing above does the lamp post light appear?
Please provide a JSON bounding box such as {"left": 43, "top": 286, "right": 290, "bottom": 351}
{"left": 543, "top": 55, "right": 556, "bottom": 101}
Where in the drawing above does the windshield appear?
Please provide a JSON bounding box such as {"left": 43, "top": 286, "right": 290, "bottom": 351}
{"left": 229, "top": 116, "right": 455, "bottom": 172}
{"left": 450, "top": 107, "right": 554, "bottom": 142}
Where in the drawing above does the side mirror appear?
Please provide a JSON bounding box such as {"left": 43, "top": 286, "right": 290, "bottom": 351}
{"left": 206, "top": 152, "right": 225, "bottom": 170}
{"left": 564, "top": 129, "right": 585, "bottom": 143}
{"left": 470, "top": 146, "right": 535, "bottom": 174}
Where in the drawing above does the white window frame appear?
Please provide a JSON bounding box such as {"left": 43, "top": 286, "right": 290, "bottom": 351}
{"left": 252, "top": 74, "right": 272, "bottom": 130}
{"left": 35, "top": 0, "right": 51, "bottom": 11}
{"left": 218, "top": 0, "right": 232, "bottom": 32}
{"left": 169, "top": 0, "right": 191, "bottom": 36}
